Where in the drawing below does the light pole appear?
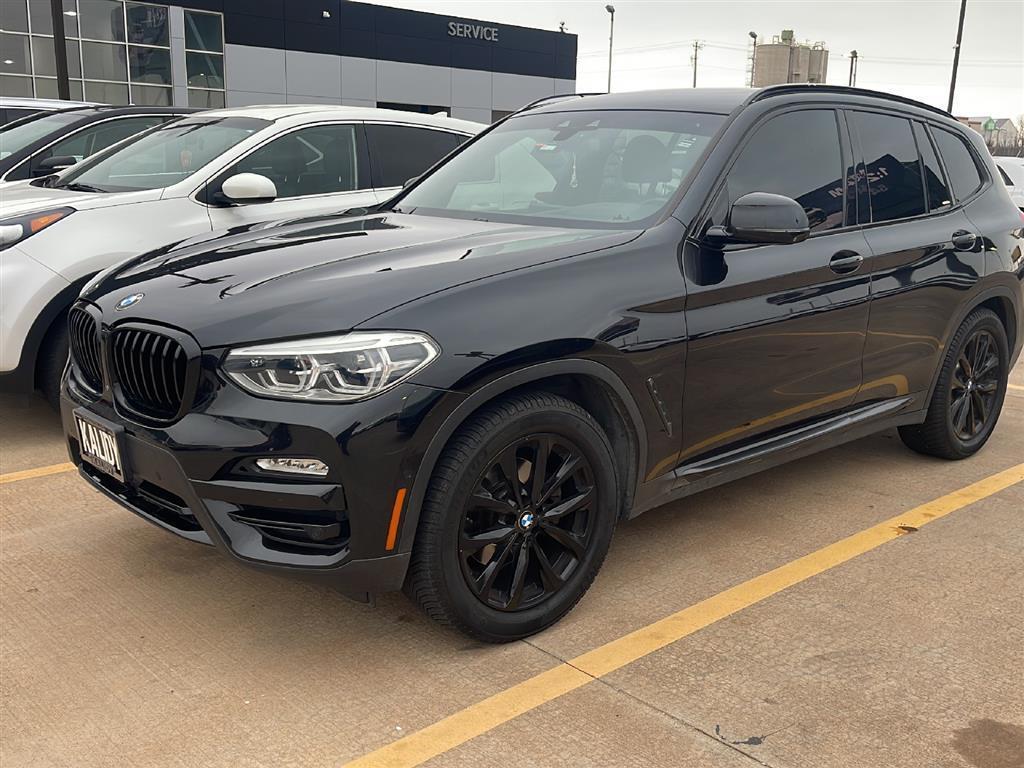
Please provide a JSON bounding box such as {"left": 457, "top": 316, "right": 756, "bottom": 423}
{"left": 947, "top": 0, "right": 968, "bottom": 113}
{"left": 848, "top": 50, "right": 858, "bottom": 86}
{"left": 605, "top": 4, "right": 615, "bottom": 93}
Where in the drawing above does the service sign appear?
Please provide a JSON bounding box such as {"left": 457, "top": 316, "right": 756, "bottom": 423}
{"left": 448, "top": 21, "right": 499, "bottom": 42}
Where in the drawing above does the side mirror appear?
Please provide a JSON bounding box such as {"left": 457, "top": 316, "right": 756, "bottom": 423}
{"left": 218, "top": 173, "right": 277, "bottom": 205}
{"left": 33, "top": 155, "right": 77, "bottom": 177}
{"left": 709, "top": 192, "right": 811, "bottom": 245}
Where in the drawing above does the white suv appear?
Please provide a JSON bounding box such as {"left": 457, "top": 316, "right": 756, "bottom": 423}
{"left": 0, "top": 105, "right": 482, "bottom": 405}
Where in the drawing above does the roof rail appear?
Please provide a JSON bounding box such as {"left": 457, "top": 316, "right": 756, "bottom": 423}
{"left": 750, "top": 84, "right": 951, "bottom": 118}
{"left": 517, "top": 92, "right": 605, "bottom": 113}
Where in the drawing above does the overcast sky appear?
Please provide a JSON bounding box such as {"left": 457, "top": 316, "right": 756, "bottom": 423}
{"left": 380, "top": 0, "right": 1023, "bottom": 119}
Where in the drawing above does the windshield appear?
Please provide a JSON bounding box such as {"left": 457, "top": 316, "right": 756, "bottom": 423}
{"left": 398, "top": 110, "right": 724, "bottom": 228}
{"left": 58, "top": 116, "right": 270, "bottom": 192}
{"left": 0, "top": 111, "right": 84, "bottom": 160}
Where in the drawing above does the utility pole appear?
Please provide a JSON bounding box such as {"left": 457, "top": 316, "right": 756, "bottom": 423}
{"left": 605, "top": 5, "right": 615, "bottom": 93}
{"left": 947, "top": 0, "right": 968, "bottom": 113}
{"left": 691, "top": 40, "right": 703, "bottom": 88}
{"left": 49, "top": 0, "right": 70, "bottom": 100}
{"left": 848, "top": 50, "right": 858, "bottom": 87}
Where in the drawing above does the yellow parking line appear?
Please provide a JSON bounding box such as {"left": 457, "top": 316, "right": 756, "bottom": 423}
{"left": 0, "top": 462, "right": 76, "bottom": 485}
{"left": 344, "top": 462, "right": 1024, "bottom": 768}
{"left": 1009, "top": 383, "right": 1024, "bottom": 392}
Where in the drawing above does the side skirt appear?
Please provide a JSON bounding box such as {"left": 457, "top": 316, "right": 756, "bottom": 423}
{"left": 629, "top": 396, "right": 926, "bottom": 519}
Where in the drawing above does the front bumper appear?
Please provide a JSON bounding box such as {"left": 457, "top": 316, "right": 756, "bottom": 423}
{"left": 61, "top": 371, "right": 461, "bottom": 597}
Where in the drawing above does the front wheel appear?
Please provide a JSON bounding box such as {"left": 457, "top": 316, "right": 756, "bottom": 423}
{"left": 36, "top": 315, "right": 69, "bottom": 411}
{"left": 405, "top": 392, "right": 618, "bottom": 642}
{"left": 899, "top": 308, "right": 1009, "bottom": 460}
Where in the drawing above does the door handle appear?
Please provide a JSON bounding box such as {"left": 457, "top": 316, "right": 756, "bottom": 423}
{"left": 829, "top": 250, "right": 863, "bottom": 274}
{"left": 951, "top": 230, "right": 978, "bottom": 250}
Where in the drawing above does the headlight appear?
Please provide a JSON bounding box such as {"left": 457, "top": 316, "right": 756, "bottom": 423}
{"left": 222, "top": 331, "right": 440, "bottom": 402}
{"left": 0, "top": 207, "right": 74, "bottom": 251}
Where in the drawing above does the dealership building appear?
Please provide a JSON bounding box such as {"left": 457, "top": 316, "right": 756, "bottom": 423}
{"left": 0, "top": 0, "right": 578, "bottom": 123}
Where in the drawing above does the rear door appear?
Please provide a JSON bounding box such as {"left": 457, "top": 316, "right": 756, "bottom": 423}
{"left": 848, "top": 110, "right": 986, "bottom": 408}
{"left": 363, "top": 123, "right": 468, "bottom": 202}
{"left": 679, "top": 107, "right": 872, "bottom": 463}
{"left": 205, "top": 122, "right": 378, "bottom": 229}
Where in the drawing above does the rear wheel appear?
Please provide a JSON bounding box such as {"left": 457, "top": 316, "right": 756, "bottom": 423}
{"left": 405, "top": 391, "right": 618, "bottom": 642}
{"left": 899, "top": 308, "right": 1009, "bottom": 459}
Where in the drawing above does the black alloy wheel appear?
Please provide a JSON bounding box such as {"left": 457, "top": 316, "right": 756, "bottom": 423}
{"left": 459, "top": 434, "right": 596, "bottom": 611}
{"left": 949, "top": 329, "right": 1001, "bottom": 441}
{"left": 899, "top": 307, "right": 1009, "bottom": 460}
{"left": 405, "top": 391, "right": 618, "bottom": 642}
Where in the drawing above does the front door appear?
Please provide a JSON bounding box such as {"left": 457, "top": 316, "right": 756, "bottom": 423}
{"left": 679, "top": 107, "right": 872, "bottom": 465}
{"left": 207, "top": 122, "right": 380, "bottom": 230}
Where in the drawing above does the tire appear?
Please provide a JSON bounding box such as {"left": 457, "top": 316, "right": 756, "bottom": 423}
{"left": 36, "top": 315, "right": 69, "bottom": 411}
{"left": 899, "top": 308, "right": 1009, "bottom": 460}
{"left": 405, "top": 391, "right": 619, "bottom": 642}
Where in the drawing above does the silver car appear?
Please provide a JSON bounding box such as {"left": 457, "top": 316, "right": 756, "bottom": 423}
{"left": 0, "top": 104, "right": 482, "bottom": 404}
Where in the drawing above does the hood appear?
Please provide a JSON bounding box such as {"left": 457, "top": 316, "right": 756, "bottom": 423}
{"left": 86, "top": 211, "right": 640, "bottom": 348}
{"left": 0, "top": 180, "right": 160, "bottom": 217}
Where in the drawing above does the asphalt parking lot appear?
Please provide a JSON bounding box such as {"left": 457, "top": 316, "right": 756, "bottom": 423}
{"left": 1, "top": 362, "right": 1022, "bottom": 768}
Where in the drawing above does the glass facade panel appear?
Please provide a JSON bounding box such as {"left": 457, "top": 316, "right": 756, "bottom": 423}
{"left": 2, "top": 2, "right": 225, "bottom": 107}
{"left": 0, "top": 2, "right": 29, "bottom": 33}
{"left": 187, "top": 88, "right": 224, "bottom": 108}
{"left": 79, "top": 0, "right": 126, "bottom": 42}
{"left": 1, "top": 33, "right": 32, "bottom": 74}
{"left": 184, "top": 11, "right": 221, "bottom": 52}
{"left": 27, "top": 0, "right": 78, "bottom": 37}
{"left": 131, "top": 83, "right": 171, "bottom": 105}
{"left": 126, "top": 3, "right": 167, "bottom": 46}
{"left": 32, "top": 36, "right": 82, "bottom": 78}
{"left": 0, "top": 74, "right": 33, "bottom": 97}
{"left": 186, "top": 51, "right": 222, "bottom": 89}
{"left": 128, "top": 45, "right": 170, "bottom": 84}
{"left": 33, "top": 77, "right": 85, "bottom": 100}
{"left": 82, "top": 40, "right": 127, "bottom": 81}
{"left": 84, "top": 79, "right": 128, "bottom": 103}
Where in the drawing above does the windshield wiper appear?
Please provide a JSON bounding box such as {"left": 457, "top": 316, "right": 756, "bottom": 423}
{"left": 58, "top": 182, "right": 107, "bottom": 193}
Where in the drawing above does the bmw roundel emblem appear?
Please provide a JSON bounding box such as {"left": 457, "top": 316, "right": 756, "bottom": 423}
{"left": 115, "top": 292, "right": 144, "bottom": 311}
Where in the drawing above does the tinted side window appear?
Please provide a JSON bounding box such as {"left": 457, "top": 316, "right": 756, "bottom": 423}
{"left": 931, "top": 127, "right": 983, "bottom": 202}
{"left": 912, "top": 121, "right": 952, "bottom": 211}
{"left": 723, "top": 109, "right": 845, "bottom": 233}
{"left": 228, "top": 124, "right": 363, "bottom": 198}
{"left": 365, "top": 125, "right": 463, "bottom": 188}
{"left": 31, "top": 116, "right": 165, "bottom": 173}
{"left": 852, "top": 111, "right": 926, "bottom": 223}
{"left": 1, "top": 107, "right": 37, "bottom": 125}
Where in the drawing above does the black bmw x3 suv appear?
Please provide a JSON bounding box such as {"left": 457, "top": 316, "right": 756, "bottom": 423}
{"left": 62, "top": 85, "right": 1023, "bottom": 641}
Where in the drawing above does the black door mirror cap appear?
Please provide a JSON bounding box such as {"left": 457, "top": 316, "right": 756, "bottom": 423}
{"left": 724, "top": 192, "right": 811, "bottom": 245}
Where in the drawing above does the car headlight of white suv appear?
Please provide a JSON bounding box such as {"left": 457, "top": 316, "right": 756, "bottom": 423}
{"left": 0, "top": 207, "right": 74, "bottom": 251}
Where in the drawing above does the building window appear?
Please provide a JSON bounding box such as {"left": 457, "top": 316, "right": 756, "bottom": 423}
{"left": 0, "top": 1, "right": 222, "bottom": 108}
{"left": 184, "top": 10, "right": 224, "bottom": 110}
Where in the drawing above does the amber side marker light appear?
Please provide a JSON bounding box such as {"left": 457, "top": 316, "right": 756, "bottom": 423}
{"left": 30, "top": 211, "right": 68, "bottom": 232}
{"left": 385, "top": 488, "right": 408, "bottom": 551}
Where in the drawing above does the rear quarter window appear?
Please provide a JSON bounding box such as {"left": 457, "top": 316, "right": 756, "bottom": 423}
{"left": 365, "top": 125, "right": 464, "bottom": 188}
{"left": 851, "top": 111, "right": 927, "bottom": 223}
{"left": 931, "top": 127, "right": 984, "bottom": 203}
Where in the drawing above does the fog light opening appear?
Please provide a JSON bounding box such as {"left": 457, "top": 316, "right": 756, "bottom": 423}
{"left": 254, "top": 457, "right": 329, "bottom": 477}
